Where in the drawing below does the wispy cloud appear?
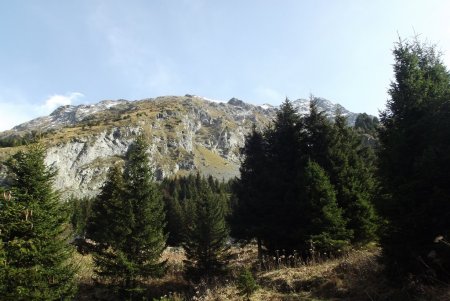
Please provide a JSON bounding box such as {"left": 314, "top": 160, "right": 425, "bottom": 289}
{"left": 41, "top": 92, "right": 84, "bottom": 113}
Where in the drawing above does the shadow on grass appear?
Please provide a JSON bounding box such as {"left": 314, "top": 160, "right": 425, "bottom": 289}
{"left": 74, "top": 276, "right": 191, "bottom": 301}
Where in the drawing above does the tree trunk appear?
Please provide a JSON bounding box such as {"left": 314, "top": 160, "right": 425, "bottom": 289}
{"left": 257, "top": 237, "right": 263, "bottom": 263}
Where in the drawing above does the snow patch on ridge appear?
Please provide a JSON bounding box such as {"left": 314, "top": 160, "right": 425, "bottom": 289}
{"left": 259, "top": 104, "right": 273, "bottom": 110}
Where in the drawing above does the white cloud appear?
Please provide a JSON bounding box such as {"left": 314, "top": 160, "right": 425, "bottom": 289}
{"left": 42, "top": 92, "right": 84, "bottom": 113}
{"left": 0, "top": 91, "right": 86, "bottom": 132}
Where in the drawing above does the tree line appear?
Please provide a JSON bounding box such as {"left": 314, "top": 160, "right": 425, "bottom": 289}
{"left": 1, "top": 38, "right": 449, "bottom": 300}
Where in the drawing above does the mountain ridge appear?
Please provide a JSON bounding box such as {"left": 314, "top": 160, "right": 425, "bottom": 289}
{"left": 2, "top": 95, "right": 359, "bottom": 135}
{"left": 0, "top": 95, "right": 367, "bottom": 197}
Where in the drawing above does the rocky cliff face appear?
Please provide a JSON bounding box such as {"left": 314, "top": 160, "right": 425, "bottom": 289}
{"left": 0, "top": 95, "right": 362, "bottom": 198}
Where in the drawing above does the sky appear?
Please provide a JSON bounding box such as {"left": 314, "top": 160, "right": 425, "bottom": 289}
{"left": 1, "top": 0, "right": 450, "bottom": 131}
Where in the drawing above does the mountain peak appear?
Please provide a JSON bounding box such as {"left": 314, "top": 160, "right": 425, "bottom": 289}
{"left": 227, "top": 97, "right": 247, "bottom": 107}
{"left": 259, "top": 103, "right": 274, "bottom": 110}
{"left": 50, "top": 105, "right": 75, "bottom": 116}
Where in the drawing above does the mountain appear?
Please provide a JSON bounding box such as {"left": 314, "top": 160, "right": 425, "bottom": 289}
{"left": 0, "top": 95, "right": 363, "bottom": 197}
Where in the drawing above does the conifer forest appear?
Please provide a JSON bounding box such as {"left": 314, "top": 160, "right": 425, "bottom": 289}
{"left": 1, "top": 39, "right": 450, "bottom": 300}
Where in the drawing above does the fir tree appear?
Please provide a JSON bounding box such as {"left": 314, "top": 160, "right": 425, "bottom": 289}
{"left": 298, "top": 160, "right": 350, "bottom": 254}
{"left": 301, "top": 100, "right": 334, "bottom": 171}
{"left": 329, "top": 113, "right": 378, "bottom": 244}
{"left": 263, "top": 99, "right": 304, "bottom": 253}
{"left": 236, "top": 267, "right": 259, "bottom": 301}
{"left": 231, "top": 127, "right": 268, "bottom": 259}
{"left": 86, "top": 165, "right": 125, "bottom": 249}
{"left": 378, "top": 38, "right": 450, "bottom": 281}
{"left": 87, "top": 135, "right": 167, "bottom": 297}
{"left": 303, "top": 101, "right": 378, "bottom": 244}
{"left": 0, "top": 144, "right": 77, "bottom": 300}
{"left": 232, "top": 100, "right": 307, "bottom": 254}
{"left": 122, "top": 135, "right": 167, "bottom": 290}
{"left": 183, "top": 177, "right": 230, "bottom": 280}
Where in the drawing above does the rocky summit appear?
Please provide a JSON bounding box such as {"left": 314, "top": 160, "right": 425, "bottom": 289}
{"left": 0, "top": 95, "right": 361, "bottom": 197}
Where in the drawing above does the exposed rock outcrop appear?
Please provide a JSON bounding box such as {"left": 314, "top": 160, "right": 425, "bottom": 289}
{"left": 0, "top": 95, "right": 366, "bottom": 198}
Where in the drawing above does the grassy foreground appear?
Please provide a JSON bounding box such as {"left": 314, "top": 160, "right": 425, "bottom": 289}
{"left": 73, "top": 245, "right": 449, "bottom": 301}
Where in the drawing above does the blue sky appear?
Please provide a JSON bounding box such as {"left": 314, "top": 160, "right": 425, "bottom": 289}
{"left": 1, "top": 0, "right": 449, "bottom": 131}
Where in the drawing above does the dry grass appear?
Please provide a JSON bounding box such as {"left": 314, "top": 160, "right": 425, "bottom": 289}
{"left": 194, "top": 145, "right": 239, "bottom": 179}
{"left": 73, "top": 244, "right": 450, "bottom": 301}
{"left": 186, "top": 245, "right": 450, "bottom": 301}
{"left": 255, "top": 248, "right": 381, "bottom": 300}
{"left": 73, "top": 247, "right": 192, "bottom": 300}
{"left": 72, "top": 252, "right": 95, "bottom": 284}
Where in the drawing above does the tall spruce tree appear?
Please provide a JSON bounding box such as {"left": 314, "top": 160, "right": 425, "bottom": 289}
{"left": 288, "top": 99, "right": 351, "bottom": 254}
{"left": 122, "top": 135, "right": 167, "bottom": 289}
{"left": 231, "top": 127, "right": 268, "bottom": 259}
{"left": 378, "top": 38, "right": 450, "bottom": 281}
{"left": 329, "top": 113, "right": 378, "bottom": 244}
{"left": 301, "top": 100, "right": 335, "bottom": 171}
{"left": 183, "top": 176, "right": 230, "bottom": 280}
{"left": 0, "top": 144, "right": 77, "bottom": 300}
{"left": 86, "top": 165, "right": 126, "bottom": 254}
{"left": 298, "top": 160, "right": 350, "bottom": 254}
{"left": 263, "top": 99, "right": 304, "bottom": 253}
{"left": 303, "top": 101, "right": 378, "bottom": 244}
{"left": 87, "top": 135, "right": 167, "bottom": 296}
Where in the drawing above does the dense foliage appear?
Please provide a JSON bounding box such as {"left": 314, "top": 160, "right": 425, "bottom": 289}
{"left": 86, "top": 135, "right": 167, "bottom": 297}
{"left": 86, "top": 165, "right": 124, "bottom": 248}
{"left": 0, "top": 144, "right": 77, "bottom": 300}
{"left": 182, "top": 174, "right": 230, "bottom": 279}
{"left": 355, "top": 113, "right": 379, "bottom": 135}
{"left": 378, "top": 38, "right": 450, "bottom": 282}
{"left": 232, "top": 99, "right": 378, "bottom": 257}
{"left": 160, "top": 174, "right": 230, "bottom": 247}
{"left": 70, "top": 196, "right": 93, "bottom": 237}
